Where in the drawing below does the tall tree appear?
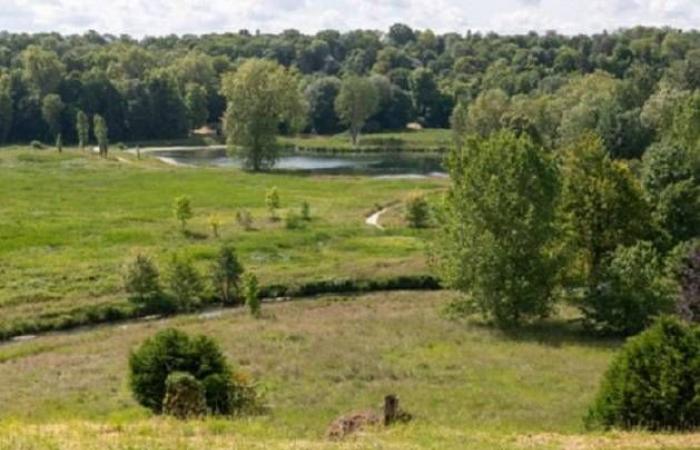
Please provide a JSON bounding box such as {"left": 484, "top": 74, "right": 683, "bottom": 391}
{"left": 93, "top": 114, "right": 109, "bottom": 157}
{"left": 184, "top": 83, "right": 209, "bottom": 130}
{"left": 559, "top": 134, "right": 651, "bottom": 291}
{"left": 20, "top": 45, "right": 65, "bottom": 97}
{"left": 41, "top": 94, "right": 64, "bottom": 150}
{"left": 334, "top": 76, "right": 378, "bottom": 146}
{"left": 221, "top": 59, "right": 305, "bottom": 171}
{"left": 0, "top": 73, "right": 12, "bottom": 143}
{"left": 76, "top": 110, "right": 89, "bottom": 151}
{"left": 437, "top": 131, "right": 560, "bottom": 327}
{"left": 304, "top": 76, "right": 341, "bottom": 134}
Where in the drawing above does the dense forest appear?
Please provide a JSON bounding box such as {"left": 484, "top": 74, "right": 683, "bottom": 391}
{"left": 2, "top": 24, "right": 700, "bottom": 150}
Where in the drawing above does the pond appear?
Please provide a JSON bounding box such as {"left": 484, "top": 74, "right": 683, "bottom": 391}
{"left": 147, "top": 147, "right": 447, "bottom": 177}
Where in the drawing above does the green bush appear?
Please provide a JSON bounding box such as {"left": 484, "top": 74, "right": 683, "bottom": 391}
{"left": 212, "top": 244, "right": 244, "bottom": 305}
{"left": 284, "top": 210, "right": 304, "bottom": 230}
{"left": 129, "top": 328, "right": 257, "bottom": 416}
{"left": 300, "top": 201, "right": 311, "bottom": 221}
{"left": 162, "top": 372, "right": 207, "bottom": 419}
{"left": 582, "top": 241, "right": 675, "bottom": 336}
{"left": 587, "top": 317, "right": 700, "bottom": 430}
{"left": 166, "top": 255, "right": 204, "bottom": 312}
{"left": 243, "top": 273, "right": 261, "bottom": 318}
{"left": 235, "top": 209, "right": 254, "bottom": 231}
{"left": 30, "top": 140, "right": 45, "bottom": 149}
{"left": 123, "top": 254, "right": 172, "bottom": 314}
{"left": 404, "top": 194, "right": 430, "bottom": 228}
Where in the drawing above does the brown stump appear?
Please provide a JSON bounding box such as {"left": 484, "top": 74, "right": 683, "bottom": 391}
{"left": 384, "top": 394, "right": 399, "bottom": 426}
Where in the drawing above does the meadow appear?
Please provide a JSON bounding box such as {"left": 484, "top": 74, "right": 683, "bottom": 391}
{"left": 1, "top": 291, "right": 698, "bottom": 449}
{"left": 0, "top": 147, "right": 444, "bottom": 336}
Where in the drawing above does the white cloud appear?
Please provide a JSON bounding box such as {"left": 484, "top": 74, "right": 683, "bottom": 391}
{"left": 1, "top": 0, "right": 700, "bottom": 36}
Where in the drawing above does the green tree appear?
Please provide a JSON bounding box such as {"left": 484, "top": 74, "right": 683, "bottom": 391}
{"left": 184, "top": 82, "right": 209, "bottom": 130}
{"left": 582, "top": 241, "right": 675, "bottom": 335}
{"left": 465, "top": 89, "right": 510, "bottom": 138}
{"left": 41, "top": 94, "right": 64, "bottom": 149}
{"left": 123, "top": 254, "right": 169, "bottom": 313}
{"left": 265, "top": 187, "right": 280, "bottom": 220}
{"left": 212, "top": 245, "right": 244, "bottom": 305}
{"left": 0, "top": 74, "right": 12, "bottom": 144}
{"left": 93, "top": 114, "right": 109, "bottom": 157}
{"left": 76, "top": 110, "right": 89, "bottom": 151}
{"left": 20, "top": 45, "right": 65, "bottom": 97}
{"left": 559, "top": 134, "right": 651, "bottom": 290}
{"left": 334, "top": 76, "right": 379, "bottom": 146}
{"left": 243, "top": 273, "right": 261, "bottom": 318}
{"left": 166, "top": 255, "right": 204, "bottom": 312}
{"left": 437, "top": 131, "right": 560, "bottom": 327}
{"left": 173, "top": 196, "right": 193, "bottom": 231}
{"left": 404, "top": 194, "right": 430, "bottom": 228}
{"left": 221, "top": 59, "right": 305, "bottom": 171}
{"left": 304, "top": 76, "right": 341, "bottom": 134}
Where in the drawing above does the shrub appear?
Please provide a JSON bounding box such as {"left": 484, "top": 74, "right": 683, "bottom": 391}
{"left": 208, "top": 214, "right": 222, "bottom": 238}
{"left": 235, "top": 209, "right": 254, "bottom": 231}
{"left": 404, "top": 194, "right": 430, "bottom": 228}
{"left": 166, "top": 255, "right": 204, "bottom": 312}
{"left": 265, "top": 187, "right": 280, "bottom": 220}
{"left": 162, "top": 372, "right": 207, "bottom": 419}
{"left": 173, "top": 196, "right": 193, "bottom": 232}
{"left": 30, "top": 140, "right": 45, "bottom": 149}
{"left": 212, "top": 244, "right": 244, "bottom": 305}
{"left": 129, "top": 328, "right": 257, "bottom": 416}
{"left": 587, "top": 317, "right": 700, "bottom": 430}
{"left": 124, "top": 254, "right": 161, "bottom": 305}
{"left": 582, "top": 241, "right": 675, "bottom": 336}
{"left": 243, "top": 273, "right": 261, "bottom": 317}
{"left": 284, "top": 210, "right": 304, "bottom": 230}
{"left": 300, "top": 201, "right": 311, "bottom": 221}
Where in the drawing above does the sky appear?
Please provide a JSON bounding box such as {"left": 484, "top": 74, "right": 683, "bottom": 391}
{"left": 1, "top": 0, "right": 700, "bottom": 37}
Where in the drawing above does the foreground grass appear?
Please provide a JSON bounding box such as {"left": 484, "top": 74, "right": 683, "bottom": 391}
{"left": 0, "top": 148, "right": 444, "bottom": 333}
{"left": 280, "top": 129, "right": 452, "bottom": 152}
{"left": 0, "top": 291, "right": 695, "bottom": 448}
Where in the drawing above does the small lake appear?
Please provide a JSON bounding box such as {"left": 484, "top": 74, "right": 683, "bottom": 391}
{"left": 148, "top": 147, "right": 447, "bottom": 177}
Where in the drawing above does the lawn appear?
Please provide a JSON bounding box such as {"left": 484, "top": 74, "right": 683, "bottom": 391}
{"left": 0, "top": 291, "right": 695, "bottom": 449}
{"left": 0, "top": 147, "right": 444, "bottom": 335}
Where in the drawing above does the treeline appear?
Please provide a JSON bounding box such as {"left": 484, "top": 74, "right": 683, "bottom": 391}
{"left": 3, "top": 25, "right": 700, "bottom": 145}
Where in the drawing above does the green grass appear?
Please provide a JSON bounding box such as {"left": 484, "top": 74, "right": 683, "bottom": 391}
{"left": 0, "top": 291, "right": 695, "bottom": 449}
{"left": 0, "top": 147, "right": 444, "bottom": 334}
{"left": 279, "top": 129, "right": 452, "bottom": 152}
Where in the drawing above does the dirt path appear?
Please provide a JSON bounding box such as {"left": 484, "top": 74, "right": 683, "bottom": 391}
{"left": 365, "top": 207, "right": 389, "bottom": 229}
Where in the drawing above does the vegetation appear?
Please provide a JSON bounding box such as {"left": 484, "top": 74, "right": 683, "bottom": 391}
{"left": 221, "top": 59, "right": 305, "bottom": 171}
{"left": 587, "top": 317, "right": 700, "bottom": 430}
{"left": 404, "top": 193, "right": 430, "bottom": 228}
{"left": 212, "top": 245, "right": 244, "bottom": 305}
{"left": 173, "top": 195, "right": 193, "bottom": 232}
{"left": 123, "top": 254, "right": 164, "bottom": 312}
{"left": 166, "top": 255, "right": 204, "bottom": 312}
{"left": 265, "top": 186, "right": 281, "bottom": 220}
{"left": 334, "top": 76, "right": 379, "bottom": 146}
{"left": 437, "top": 131, "right": 560, "bottom": 327}
{"left": 128, "top": 328, "right": 257, "bottom": 417}
{"left": 93, "top": 114, "right": 108, "bottom": 157}
{"left": 243, "top": 273, "right": 261, "bottom": 318}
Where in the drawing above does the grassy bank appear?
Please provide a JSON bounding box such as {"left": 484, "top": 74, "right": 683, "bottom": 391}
{"left": 0, "top": 291, "right": 692, "bottom": 448}
{"left": 280, "top": 129, "right": 452, "bottom": 152}
{"left": 0, "top": 148, "right": 444, "bottom": 335}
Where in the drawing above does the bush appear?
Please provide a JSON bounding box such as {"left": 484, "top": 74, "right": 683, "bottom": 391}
{"left": 129, "top": 328, "right": 257, "bottom": 416}
{"left": 162, "top": 372, "right": 207, "bottom": 419}
{"left": 30, "top": 140, "right": 45, "bottom": 149}
{"left": 166, "top": 255, "right": 204, "bottom": 312}
{"left": 212, "top": 244, "right": 244, "bottom": 305}
{"left": 173, "top": 196, "right": 193, "bottom": 231}
{"left": 587, "top": 317, "right": 700, "bottom": 430}
{"left": 243, "top": 273, "right": 261, "bottom": 317}
{"left": 265, "top": 187, "right": 280, "bottom": 220}
{"left": 284, "top": 210, "right": 304, "bottom": 230}
{"left": 404, "top": 194, "right": 430, "bottom": 228}
{"left": 582, "top": 241, "right": 675, "bottom": 336}
{"left": 300, "top": 201, "right": 311, "bottom": 221}
{"left": 235, "top": 209, "right": 254, "bottom": 231}
{"left": 123, "top": 254, "right": 172, "bottom": 313}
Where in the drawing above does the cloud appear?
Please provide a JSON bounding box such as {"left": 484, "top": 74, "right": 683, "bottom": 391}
{"left": 1, "top": 0, "right": 699, "bottom": 36}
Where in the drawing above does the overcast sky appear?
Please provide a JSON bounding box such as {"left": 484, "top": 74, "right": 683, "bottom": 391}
{"left": 1, "top": 0, "right": 699, "bottom": 37}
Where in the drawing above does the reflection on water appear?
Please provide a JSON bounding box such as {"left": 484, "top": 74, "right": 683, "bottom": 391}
{"left": 150, "top": 147, "right": 446, "bottom": 177}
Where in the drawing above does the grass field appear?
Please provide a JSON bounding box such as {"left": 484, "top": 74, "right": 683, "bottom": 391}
{"left": 0, "top": 291, "right": 696, "bottom": 449}
{"left": 280, "top": 129, "right": 452, "bottom": 152}
{"left": 0, "top": 147, "right": 444, "bottom": 335}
